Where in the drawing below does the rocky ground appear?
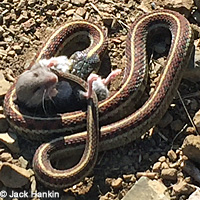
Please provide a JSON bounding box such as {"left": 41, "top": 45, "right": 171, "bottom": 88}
{"left": 1, "top": 0, "right": 200, "bottom": 200}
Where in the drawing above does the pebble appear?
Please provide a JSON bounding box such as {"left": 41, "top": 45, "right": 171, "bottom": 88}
{"left": 13, "top": 45, "right": 22, "bottom": 54}
{"left": 71, "top": 0, "right": 87, "bottom": 6}
{"left": 65, "top": 9, "right": 76, "bottom": 16}
{"left": 152, "top": 162, "right": 162, "bottom": 172}
{"left": 16, "top": 12, "right": 28, "bottom": 24}
{"left": 182, "top": 135, "right": 200, "bottom": 164}
{"left": 7, "top": 50, "right": 15, "bottom": 57}
{"left": 136, "top": 172, "right": 158, "bottom": 179}
{"left": 123, "top": 174, "right": 136, "bottom": 182}
{"left": 161, "top": 168, "right": 177, "bottom": 181}
{"left": 172, "top": 179, "right": 196, "bottom": 197}
{"left": 122, "top": 177, "right": 170, "bottom": 200}
{"left": 61, "top": 2, "right": 68, "bottom": 9}
{"left": 161, "top": 162, "right": 169, "bottom": 169}
{"left": 73, "top": 13, "right": 83, "bottom": 20}
{"left": 0, "top": 132, "right": 20, "bottom": 153}
{"left": 22, "top": 18, "right": 36, "bottom": 32}
{"left": 0, "top": 152, "right": 13, "bottom": 162}
{"left": 76, "top": 7, "right": 86, "bottom": 17}
{"left": 158, "top": 156, "right": 166, "bottom": 162}
{"left": 0, "top": 162, "right": 31, "bottom": 188}
{"left": 0, "top": 49, "right": 7, "bottom": 57}
{"left": 27, "top": 0, "right": 36, "bottom": 7}
{"left": 18, "top": 156, "right": 28, "bottom": 169}
{"left": 111, "top": 178, "right": 123, "bottom": 189}
{"left": 167, "top": 150, "right": 177, "bottom": 162}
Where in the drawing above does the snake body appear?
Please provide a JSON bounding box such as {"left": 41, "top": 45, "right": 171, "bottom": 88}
{"left": 3, "top": 10, "right": 193, "bottom": 189}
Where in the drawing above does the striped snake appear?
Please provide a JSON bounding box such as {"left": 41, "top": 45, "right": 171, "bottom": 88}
{"left": 3, "top": 10, "right": 193, "bottom": 189}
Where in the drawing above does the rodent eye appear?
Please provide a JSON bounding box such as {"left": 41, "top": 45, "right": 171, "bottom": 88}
{"left": 33, "top": 72, "right": 39, "bottom": 77}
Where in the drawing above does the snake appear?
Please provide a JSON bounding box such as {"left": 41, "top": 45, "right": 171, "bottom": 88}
{"left": 3, "top": 9, "right": 194, "bottom": 189}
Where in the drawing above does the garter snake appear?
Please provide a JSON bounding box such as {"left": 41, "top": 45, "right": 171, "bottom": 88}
{"left": 3, "top": 10, "right": 194, "bottom": 189}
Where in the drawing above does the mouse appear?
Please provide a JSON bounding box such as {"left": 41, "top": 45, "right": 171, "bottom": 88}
{"left": 15, "top": 57, "right": 121, "bottom": 113}
{"left": 15, "top": 62, "right": 58, "bottom": 108}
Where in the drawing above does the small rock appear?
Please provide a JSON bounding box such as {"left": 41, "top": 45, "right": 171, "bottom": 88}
{"left": 122, "top": 177, "right": 170, "bottom": 200}
{"left": 18, "top": 156, "right": 28, "bottom": 169}
{"left": 13, "top": 45, "right": 22, "bottom": 54}
{"left": 182, "top": 135, "right": 200, "bottom": 164}
{"left": 161, "top": 168, "right": 177, "bottom": 181}
{"left": 18, "top": 0, "right": 27, "bottom": 8}
{"left": 167, "top": 150, "right": 177, "bottom": 162}
{"left": 0, "top": 132, "right": 20, "bottom": 153}
{"left": 0, "top": 152, "right": 13, "bottom": 162}
{"left": 27, "top": 0, "right": 36, "bottom": 7}
{"left": 136, "top": 172, "right": 158, "bottom": 179}
{"left": 99, "top": 196, "right": 109, "bottom": 200}
{"left": 152, "top": 162, "right": 162, "bottom": 172}
{"left": 76, "top": 7, "right": 86, "bottom": 17}
{"left": 161, "top": 162, "right": 169, "bottom": 169}
{"left": 61, "top": 2, "right": 68, "bottom": 9}
{"left": 123, "top": 174, "right": 136, "bottom": 182}
{"left": 22, "top": 18, "right": 36, "bottom": 32}
{"left": 65, "top": 9, "right": 76, "bottom": 16}
{"left": 7, "top": 50, "right": 16, "bottom": 57}
{"left": 71, "top": 0, "right": 87, "bottom": 6}
{"left": 158, "top": 156, "right": 166, "bottom": 162}
{"left": 0, "top": 163, "right": 31, "bottom": 188}
{"left": 16, "top": 12, "right": 28, "bottom": 23}
{"left": 73, "top": 13, "right": 83, "bottom": 20}
{"left": 172, "top": 179, "right": 196, "bottom": 197}
{"left": 0, "top": 49, "right": 7, "bottom": 57}
{"left": 111, "top": 178, "right": 123, "bottom": 189}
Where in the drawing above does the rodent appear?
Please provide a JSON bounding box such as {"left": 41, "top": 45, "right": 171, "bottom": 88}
{"left": 15, "top": 57, "right": 121, "bottom": 113}
{"left": 15, "top": 62, "right": 58, "bottom": 108}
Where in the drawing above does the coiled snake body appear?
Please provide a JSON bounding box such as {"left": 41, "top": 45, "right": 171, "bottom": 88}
{"left": 3, "top": 10, "right": 193, "bottom": 189}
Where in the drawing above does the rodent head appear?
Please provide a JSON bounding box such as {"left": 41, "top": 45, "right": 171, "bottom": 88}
{"left": 15, "top": 63, "right": 58, "bottom": 108}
